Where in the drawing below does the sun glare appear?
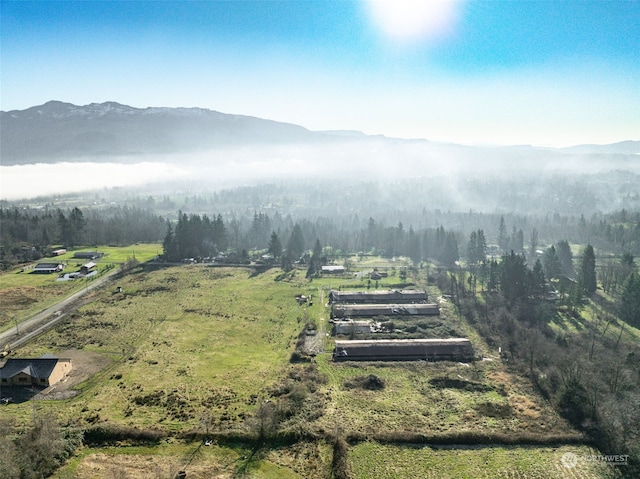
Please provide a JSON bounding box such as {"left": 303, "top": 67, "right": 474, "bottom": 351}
{"left": 366, "top": 0, "right": 461, "bottom": 43}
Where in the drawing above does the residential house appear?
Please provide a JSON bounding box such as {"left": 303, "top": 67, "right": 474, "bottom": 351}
{"left": 0, "top": 357, "right": 72, "bottom": 387}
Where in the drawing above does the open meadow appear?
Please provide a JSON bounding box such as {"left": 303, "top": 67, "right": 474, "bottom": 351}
{"left": 0, "top": 260, "right": 621, "bottom": 478}
{"left": 0, "top": 244, "right": 160, "bottom": 332}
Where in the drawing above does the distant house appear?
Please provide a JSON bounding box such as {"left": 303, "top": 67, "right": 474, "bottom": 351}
{"left": 333, "top": 338, "right": 474, "bottom": 362}
{"left": 369, "top": 270, "right": 388, "bottom": 280}
{"left": 322, "top": 265, "right": 345, "bottom": 275}
{"left": 0, "top": 356, "right": 72, "bottom": 387}
{"left": 80, "top": 261, "right": 97, "bottom": 274}
{"left": 332, "top": 319, "right": 373, "bottom": 335}
{"left": 52, "top": 248, "right": 67, "bottom": 256}
{"left": 329, "top": 289, "right": 427, "bottom": 304}
{"left": 33, "top": 263, "right": 64, "bottom": 274}
{"left": 331, "top": 303, "right": 439, "bottom": 319}
{"left": 73, "top": 251, "right": 103, "bottom": 260}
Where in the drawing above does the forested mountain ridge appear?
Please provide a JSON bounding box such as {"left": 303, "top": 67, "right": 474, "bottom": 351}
{"left": 0, "top": 101, "right": 316, "bottom": 163}
{"left": 2, "top": 101, "right": 638, "bottom": 170}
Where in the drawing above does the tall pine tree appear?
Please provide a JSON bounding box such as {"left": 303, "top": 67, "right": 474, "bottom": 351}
{"left": 579, "top": 244, "right": 597, "bottom": 295}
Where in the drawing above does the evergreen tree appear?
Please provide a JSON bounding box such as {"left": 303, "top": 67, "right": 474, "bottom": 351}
{"left": 500, "top": 251, "right": 528, "bottom": 305}
{"left": 267, "top": 231, "right": 282, "bottom": 260}
{"left": 529, "top": 227, "right": 539, "bottom": 261}
{"left": 57, "top": 211, "right": 72, "bottom": 247}
{"left": 68, "top": 207, "right": 86, "bottom": 246}
{"left": 530, "top": 258, "right": 547, "bottom": 298}
{"left": 620, "top": 272, "right": 640, "bottom": 328}
{"left": 467, "top": 229, "right": 487, "bottom": 265}
{"left": 498, "top": 216, "right": 508, "bottom": 253}
{"left": 212, "top": 214, "right": 228, "bottom": 251}
{"left": 407, "top": 227, "right": 421, "bottom": 264}
{"left": 306, "top": 238, "right": 324, "bottom": 278}
{"left": 441, "top": 231, "right": 459, "bottom": 266}
{"left": 467, "top": 230, "right": 478, "bottom": 263}
{"left": 579, "top": 244, "right": 597, "bottom": 295}
{"left": 287, "top": 223, "right": 305, "bottom": 261}
{"left": 476, "top": 229, "right": 487, "bottom": 262}
{"left": 555, "top": 240, "right": 574, "bottom": 277}
{"left": 162, "top": 222, "right": 179, "bottom": 262}
{"left": 542, "top": 245, "right": 562, "bottom": 280}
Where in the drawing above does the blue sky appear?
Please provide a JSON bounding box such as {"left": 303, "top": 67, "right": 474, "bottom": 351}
{"left": 1, "top": 0, "right": 638, "bottom": 146}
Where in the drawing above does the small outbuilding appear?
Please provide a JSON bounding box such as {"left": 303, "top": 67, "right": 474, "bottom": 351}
{"left": 80, "top": 262, "right": 97, "bottom": 274}
{"left": 333, "top": 338, "right": 474, "bottom": 362}
{"left": 0, "top": 357, "right": 72, "bottom": 387}
{"left": 52, "top": 248, "right": 67, "bottom": 256}
{"left": 322, "top": 265, "right": 345, "bottom": 275}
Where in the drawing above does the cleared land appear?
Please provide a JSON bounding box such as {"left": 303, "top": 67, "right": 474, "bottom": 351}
{"left": 0, "top": 260, "right": 621, "bottom": 478}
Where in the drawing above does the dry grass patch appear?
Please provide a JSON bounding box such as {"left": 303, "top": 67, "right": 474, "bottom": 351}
{"left": 315, "top": 357, "right": 575, "bottom": 439}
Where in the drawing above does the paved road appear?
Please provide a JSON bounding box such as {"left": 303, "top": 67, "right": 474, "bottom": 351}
{"left": 0, "top": 268, "right": 121, "bottom": 351}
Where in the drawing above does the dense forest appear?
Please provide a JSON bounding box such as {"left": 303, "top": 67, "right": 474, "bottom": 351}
{"left": 2, "top": 180, "right": 640, "bottom": 267}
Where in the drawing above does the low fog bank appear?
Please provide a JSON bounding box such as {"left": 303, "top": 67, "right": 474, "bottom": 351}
{"left": 2, "top": 140, "right": 639, "bottom": 215}
{"left": 0, "top": 162, "right": 190, "bottom": 201}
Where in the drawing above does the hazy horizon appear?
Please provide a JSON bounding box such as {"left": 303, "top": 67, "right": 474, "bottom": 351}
{"left": 1, "top": 1, "right": 638, "bottom": 147}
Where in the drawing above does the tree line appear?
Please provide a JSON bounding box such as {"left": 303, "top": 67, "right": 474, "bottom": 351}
{"left": 446, "top": 244, "right": 640, "bottom": 475}
{"left": 0, "top": 205, "right": 167, "bottom": 269}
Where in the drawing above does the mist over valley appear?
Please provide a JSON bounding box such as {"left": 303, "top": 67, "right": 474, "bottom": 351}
{"left": 2, "top": 101, "right": 639, "bottom": 216}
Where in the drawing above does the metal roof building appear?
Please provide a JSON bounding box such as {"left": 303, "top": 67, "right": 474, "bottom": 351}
{"left": 331, "top": 303, "right": 439, "bottom": 319}
{"left": 333, "top": 338, "right": 474, "bottom": 362}
{"left": 328, "top": 289, "right": 427, "bottom": 304}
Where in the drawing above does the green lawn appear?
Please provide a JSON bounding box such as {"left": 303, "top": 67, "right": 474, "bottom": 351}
{"left": 349, "top": 442, "right": 619, "bottom": 479}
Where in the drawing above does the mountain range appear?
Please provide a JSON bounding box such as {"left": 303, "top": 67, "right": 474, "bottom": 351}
{"left": 1, "top": 101, "right": 638, "bottom": 170}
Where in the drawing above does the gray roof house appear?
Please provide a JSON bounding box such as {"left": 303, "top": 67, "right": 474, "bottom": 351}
{"left": 0, "top": 357, "right": 72, "bottom": 387}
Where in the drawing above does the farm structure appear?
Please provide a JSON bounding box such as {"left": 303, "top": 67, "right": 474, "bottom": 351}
{"left": 329, "top": 289, "right": 427, "bottom": 304}
{"left": 0, "top": 356, "right": 72, "bottom": 387}
{"left": 52, "top": 248, "right": 67, "bottom": 256}
{"left": 321, "top": 265, "right": 345, "bottom": 275}
{"left": 332, "top": 319, "right": 377, "bottom": 335}
{"left": 333, "top": 338, "right": 474, "bottom": 362}
{"left": 33, "top": 263, "right": 64, "bottom": 274}
{"left": 80, "top": 262, "right": 97, "bottom": 274}
{"left": 73, "top": 251, "right": 103, "bottom": 260}
{"left": 331, "top": 303, "right": 439, "bottom": 319}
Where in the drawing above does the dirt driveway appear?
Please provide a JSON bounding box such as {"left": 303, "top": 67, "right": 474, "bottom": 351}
{"left": 34, "top": 349, "right": 113, "bottom": 400}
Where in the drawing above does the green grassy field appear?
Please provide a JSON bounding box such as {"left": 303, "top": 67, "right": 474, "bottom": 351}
{"left": 349, "top": 443, "right": 619, "bottom": 479}
{"left": 0, "top": 243, "right": 160, "bottom": 331}
{"left": 0, "top": 261, "right": 617, "bottom": 478}
{"left": 53, "top": 440, "right": 332, "bottom": 479}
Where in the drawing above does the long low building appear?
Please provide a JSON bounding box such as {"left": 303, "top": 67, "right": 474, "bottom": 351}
{"left": 333, "top": 338, "right": 474, "bottom": 362}
{"left": 331, "top": 303, "right": 439, "bottom": 318}
{"left": 329, "top": 289, "right": 427, "bottom": 304}
{"left": 33, "top": 263, "right": 64, "bottom": 274}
